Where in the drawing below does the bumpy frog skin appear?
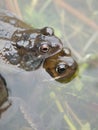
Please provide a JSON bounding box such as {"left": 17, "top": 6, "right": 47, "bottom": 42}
{"left": 43, "top": 48, "right": 78, "bottom": 83}
{"left": 0, "top": 10, "right": 62, "bottom": 71}
{"left": 0, "top": 74, "right": 11, "bottom": 116}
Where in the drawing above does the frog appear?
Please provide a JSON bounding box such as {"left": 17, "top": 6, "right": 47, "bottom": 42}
{"left": 0, "top": 49, "right": 78, "bottom": 129}
{"left": 43, "top": 48, "right": 78, "bottom": 83}
{"left": 0, "top": 74, "right": 11, "bottom": 116}
{"left": 0, "top": 9, "right": 63, "bottom": 71}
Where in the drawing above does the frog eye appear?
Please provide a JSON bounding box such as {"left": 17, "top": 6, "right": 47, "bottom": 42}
{"left": 41, "top": 27, "right": 54, "bottom": 36}
{"left": 39, "top": 43, "right": 50, "bottom": 53}
{"left": 56, "top": 62, "right": 68, "bottom": 74}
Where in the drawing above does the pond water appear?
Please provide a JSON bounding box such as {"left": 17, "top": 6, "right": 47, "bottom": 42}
{"left": 0, "top": 0, "right": 98, "bottom": 130}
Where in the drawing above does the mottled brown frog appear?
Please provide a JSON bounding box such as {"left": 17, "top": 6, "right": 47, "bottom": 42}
{"left": 43, "top": 48, "right": 78, "bottom": 83}
{"left": 0, "top": 10, "right": 63, "bottom": 71}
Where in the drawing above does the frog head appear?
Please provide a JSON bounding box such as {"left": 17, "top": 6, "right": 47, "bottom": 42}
{"left": 43, "top": 48, "right": 78, "bottom": 83}
{"left": 33, "top": 27, "right": 63, "bottom": 59}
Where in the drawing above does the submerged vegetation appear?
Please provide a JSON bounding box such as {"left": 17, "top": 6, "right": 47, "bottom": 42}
{"left": 1, "top": 0, "right": 98, "bottom": 130}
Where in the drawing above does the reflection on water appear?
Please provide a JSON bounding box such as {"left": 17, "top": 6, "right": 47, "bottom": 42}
{"left": 0, "top": 69, "right": 64, "bottom": 130}
{"left": 0, "top": 64, "right": 98, "bottom": 130}
{"left": 0, "top": 97, "right": 38, "bottom": 130}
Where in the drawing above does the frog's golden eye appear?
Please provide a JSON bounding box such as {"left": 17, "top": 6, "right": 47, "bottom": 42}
{"left": 39, "top": 43, "right": 50, "bottom": 53}
{"left": 56, "top": 62, "right": 68, "bottom": 74}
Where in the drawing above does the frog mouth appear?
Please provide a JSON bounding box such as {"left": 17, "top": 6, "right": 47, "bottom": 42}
{"left": 53, "top": 60, "right": 78, "bottom": 83}
{"left": 49, "top": 44, "right": 63, "bottom": 56}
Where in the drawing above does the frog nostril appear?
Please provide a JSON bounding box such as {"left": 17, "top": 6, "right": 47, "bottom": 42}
{"left": 63, "top": 48, "right": 71, "bottom": 56}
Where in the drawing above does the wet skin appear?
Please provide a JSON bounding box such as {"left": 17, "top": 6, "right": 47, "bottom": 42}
{"left": 0, "top": 10, "right": 63, "bottom": 115}
{"left": 0, "top": 10, "right": 62, "bottom": 71}
{"left": 43, "top": 48, "right": 78, "bottom": 83}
